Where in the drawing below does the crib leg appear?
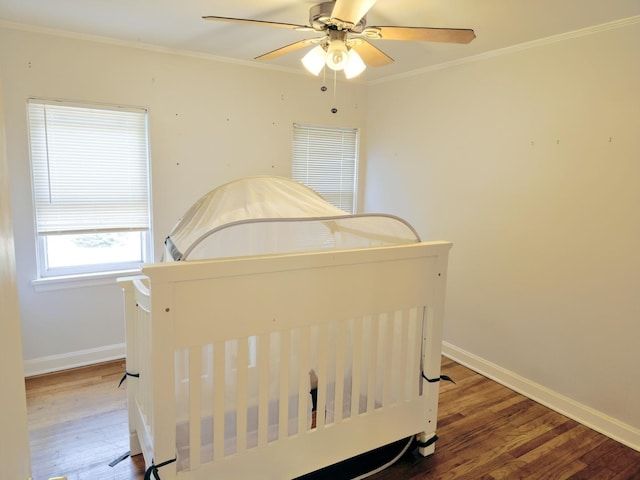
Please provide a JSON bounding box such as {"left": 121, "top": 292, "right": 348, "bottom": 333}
{"left": 416, "top": 432, "right": 437, "bottom": 457}
{"left": 129, "top": 432, "right": 142, "bottom": 456}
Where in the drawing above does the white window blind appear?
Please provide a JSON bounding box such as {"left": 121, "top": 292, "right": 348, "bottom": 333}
{"left": 28, "top": 100, "right": 150, "bottom": 235}
{"left": 292, "top": 123, "right": 358, "bottom": 213}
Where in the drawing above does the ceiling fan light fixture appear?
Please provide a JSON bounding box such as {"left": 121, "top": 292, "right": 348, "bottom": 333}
{"left": 301, "top": 45, "right": 327, "bottom": 75}
{"left": 344, "top": 49, "right": 366, "bottom": 79}
{"left": 204, "top": 2, "right": 477, "bottom": 80}
{"left": 326, "top": 39, "right": 349, "bottom": 71}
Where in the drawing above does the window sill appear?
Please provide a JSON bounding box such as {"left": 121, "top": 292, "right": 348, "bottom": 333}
{"left": 31, "top": 269, "right": 142, "bottom": 292}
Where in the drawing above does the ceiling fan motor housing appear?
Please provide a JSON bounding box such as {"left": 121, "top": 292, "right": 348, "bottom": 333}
{"left": 309, "top": 1, "right": 366, "bottom": 32}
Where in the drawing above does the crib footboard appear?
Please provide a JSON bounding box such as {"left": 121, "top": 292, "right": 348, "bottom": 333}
{"left": 120, "top": 241, "right": 451, "bottom": 480}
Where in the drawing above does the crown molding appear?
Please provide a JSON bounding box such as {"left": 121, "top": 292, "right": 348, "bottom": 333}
{"left": 0, "top": 18, "right": 307, "bottom": 76}
{"left": 367, "top": 15, "right": 640, "bottom": 86}
{"left": 1, "top": 15, "right": 638, "bottom": 86}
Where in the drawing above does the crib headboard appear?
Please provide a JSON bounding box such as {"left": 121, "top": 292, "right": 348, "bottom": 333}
{"left": 121, "top": 240, "right": 452, "bottom": 479}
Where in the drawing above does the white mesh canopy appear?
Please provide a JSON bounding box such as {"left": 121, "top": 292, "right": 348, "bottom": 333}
{"left": 164, "top": 176, "right": 420, "bottom": 261}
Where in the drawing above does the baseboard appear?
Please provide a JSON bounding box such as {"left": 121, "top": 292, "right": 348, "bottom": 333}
{"left": 23, "top": 343, "right": 126, "bottom": 377}
{"left": 442, "top": 342, "right": 640, "bottom": 452}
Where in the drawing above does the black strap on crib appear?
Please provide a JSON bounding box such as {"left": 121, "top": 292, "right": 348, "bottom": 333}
{"left": 416, "top": 434, "right": 438, "bottom": 449}
{"left": 144, "top": 457, "right": 177, "bottom": 480}
{"left": 422, "top": 372, "right": 456, "bottom": 384}
{"left": 310, "top": 387, "right": 318, "bottom": 412}
{"left": 108, "top": 450, "right": 130, "bottom": 467}
{"left": 118, "top": 371, "right": 140, "bottom": 388}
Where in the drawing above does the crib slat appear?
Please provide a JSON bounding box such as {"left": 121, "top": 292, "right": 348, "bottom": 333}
{"left": 144, "top": 310, "right": 152, "bottom": 429}
{"left": 404, "top": 310, "right": 414, "bottom": 401}
{"left": 334, "top": 320, "right": 346, "bottom": 424}
{"left": 257, "top": 333, "right": 270, "bottom": 447}
{"left": 213, "top": 342, "right": 225, "bottom": 460}
{"left": 367, "top": 316, "right": 378, "bottom": 413}
{"left": 201, "top": 345, "right": 214, "bottom": 464}
{"left": 407, "top": 308, "right": 422, "bottom": 400}
{"left": 189, "top": 346, "right": 202, "bottom": 469}
{"left": 383, "top": 312, "right": 394, "bottom": 407}
{"left": 278, "top": 331, "right": 290, "bottom": 440}
{"left": 236, "top": 339, "right": 249, "bottom": 454}
{"left": 350, "top": 317, "right": 362, "bottom": 418}
{"left": 403, "top": 312, "right": 412, "bottom": 402}
{"left": 399, "top": 309, "right": 410, "bottom": 402}
{"left": 298, "top": 326, "right": 310, "bottom": 433}
{"left": 316, "top": 324, "right": 328, "bottom": 429}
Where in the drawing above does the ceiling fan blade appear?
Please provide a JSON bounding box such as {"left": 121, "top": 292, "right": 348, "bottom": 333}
{"left": 255, "top": 38, "right": 322, "bottom": 61}
{"left": 351, "top": 40, "right": 393, "bottom": 67}
{"left": 331, "top": 0, "right": 377, "bottom": 26}
{"left": 202, "top": 15, "right": 309, "bottom": 30}
{"left": 369, "top": 26, "right": 476, "bottom": 44}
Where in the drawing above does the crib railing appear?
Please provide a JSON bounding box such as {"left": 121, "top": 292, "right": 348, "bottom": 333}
{"left": 170, "top": 307, "right": 428, "bottom": 471}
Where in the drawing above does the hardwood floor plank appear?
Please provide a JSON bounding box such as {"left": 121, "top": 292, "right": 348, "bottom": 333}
{"left": 569, "top": 439, "right": 640, "bottom": 480}
{"left": 610, "top": 464, "right": 640, "bottom": 480}
{"left": 26, "top": 360, "right": 141, "bottom": 480}
{"left": 26, "top": 357, "right": 640, "bottom": 480}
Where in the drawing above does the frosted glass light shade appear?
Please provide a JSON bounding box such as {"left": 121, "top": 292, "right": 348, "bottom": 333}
{"left": 301, "top": 46, "right": 327, "bottom": 76}
{"left": 344, "top": 49, "right": 366, "bottom": 79}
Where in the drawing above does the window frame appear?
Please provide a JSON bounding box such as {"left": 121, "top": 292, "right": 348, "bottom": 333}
{"left": 27, "top": 98, "right": 153, "bottom": 281}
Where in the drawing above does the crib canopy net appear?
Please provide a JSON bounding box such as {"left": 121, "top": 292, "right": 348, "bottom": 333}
{"left": 164, "top": 176, "right": 420, "bottom": 261}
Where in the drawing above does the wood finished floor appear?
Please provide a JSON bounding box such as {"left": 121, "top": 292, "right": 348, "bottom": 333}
{"left": 26, "top": 357, "right": 640, "bottom": 480}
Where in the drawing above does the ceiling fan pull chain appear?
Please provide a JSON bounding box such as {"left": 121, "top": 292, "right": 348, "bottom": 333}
{"left": 333, "top": 69, "right": 336, "bottom": 102}
{"left": 331, "top": 69, "right": 338, "bottom": 114}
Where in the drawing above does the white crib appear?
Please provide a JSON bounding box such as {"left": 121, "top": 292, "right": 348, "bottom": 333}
{"left": 119, "top": 240, "right": 451, "bottom": 479}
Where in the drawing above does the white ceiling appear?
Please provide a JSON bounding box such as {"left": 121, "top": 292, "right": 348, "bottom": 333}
{"left": 1, "top": 0, "right": 639, "bottom": 83}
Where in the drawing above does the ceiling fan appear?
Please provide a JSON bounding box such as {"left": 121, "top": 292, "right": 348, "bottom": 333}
{"left": 203, "top": 0, "right": 476, "bottom": 79}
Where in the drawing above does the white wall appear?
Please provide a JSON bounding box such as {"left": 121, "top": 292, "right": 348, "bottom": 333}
{"left": 365, "top": 20, "right": 640, "bottom": 448}
{"left": 0, "top": 26, "right": 367, "bottom": 374}
{"left": 0, "top": 70, "right": 31, "bottom": 479}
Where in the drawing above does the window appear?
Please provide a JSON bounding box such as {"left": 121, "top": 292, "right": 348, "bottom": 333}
{"left": 292, "top": 123, "right": 358, "bottom": 213}
{"left": 27, "top": 99, "right": 151, "bottom": 278}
